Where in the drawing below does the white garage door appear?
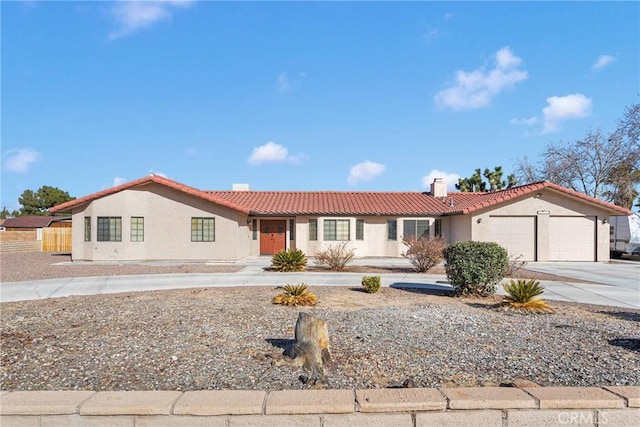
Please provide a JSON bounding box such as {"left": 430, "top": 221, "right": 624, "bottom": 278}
{"left": 549, "top": 216, "right": 596, "bottom": 261}
{"left": 489, "top": 216, "right": 536, "bottom": 261}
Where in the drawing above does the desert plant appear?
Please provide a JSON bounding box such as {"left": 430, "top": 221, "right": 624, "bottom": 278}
{"left": 271, "top": 249, "right": 308, "bottom": 272}
{"left": 362, "top": 275, "right": 381, "bottom": 293}
{"left": 505, "top": 252, "right": 528, "bottom": 276}
{"left": 273, "top": 283, "right": 318, "bottom": 306}
{"left": 502, "top": 279, "right": 555, "bottom": 313}
{"left": 313, "top": 242, "right": 355, "bottom": 271}
{"left": 402, "top": 235, "right": 448, "bottom": 272}
{"left": 443, "top": 241, "right": 509, "bottom": 296}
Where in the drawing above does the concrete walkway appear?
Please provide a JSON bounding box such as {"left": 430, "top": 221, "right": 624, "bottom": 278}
{"left": 1, "top": 257, "right": 639, "bottom": 309}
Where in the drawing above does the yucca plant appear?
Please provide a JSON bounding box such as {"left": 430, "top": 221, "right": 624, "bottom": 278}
{"left": 273, "top": 283, "right": 318, "bottom": 306}
{"left": 502, "top": 279, "right": 555, "bottom": 313}
{"left": 271, "top": 249, "right": 308, "bottom": 272}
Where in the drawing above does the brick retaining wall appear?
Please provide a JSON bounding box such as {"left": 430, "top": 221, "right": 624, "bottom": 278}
{"left": 1, "top": 386, "right": 638, "bottom": 426}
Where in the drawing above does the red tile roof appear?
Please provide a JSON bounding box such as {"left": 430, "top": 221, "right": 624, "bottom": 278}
{"left": 49, "top": 174, "right": 633, "bottom": 217}
{"left": 445, "top": 181, "right": 633, "bottom": 216}
{"left": 49, "top": 174, "right": 252, "bottom": 214}
{"left": 1, "top": 216, "right": 69, "bottom": 228}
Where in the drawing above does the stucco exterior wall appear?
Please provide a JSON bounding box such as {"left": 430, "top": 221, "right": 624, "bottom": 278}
{"left": 71, "top": 184, "right": 250, "bottom": 261}
{"left": 293, "top": 216, "right": 438, "bottom": 258}
{"left": 447, "top": 215, "right": 472, "bottom": 243}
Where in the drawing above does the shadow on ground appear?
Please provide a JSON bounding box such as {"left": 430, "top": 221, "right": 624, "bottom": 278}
{"left": 389, "top": 282, "right": 454, "bottom": 297}
{"left": 598, "top": 311, "right": 640, "bottom": 323}
{"left": 609, "top": 338, "right": 640, "bottom": 353}
{"left": 266, "top": 338, "right": 295, "bottom": 351}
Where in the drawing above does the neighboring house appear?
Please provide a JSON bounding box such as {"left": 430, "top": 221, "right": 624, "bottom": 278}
{"left": 49, "top": 174, "right": 632, "bottom": 263}
{"left": 0, "top": 215, "right": 72, "bottom": 253}
{"left": 0, "top": 216, "right": 71, "bottom": 231}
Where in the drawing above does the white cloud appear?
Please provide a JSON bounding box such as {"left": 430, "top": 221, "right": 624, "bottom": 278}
{"left": 247, "top": 141, "right": 307, "bottom": 166}
{"left": 3, "top": 148, "right": 41, "bottom": 173}
{"left": 286, "top": 152, "right": 309, "bottom": 166}
{"left": 248, "top": 141, "right": 288, "bottom": 165}
{"left": 421, "top": 169, "right": 461, "bottom": 192}
{"left": 347, "top": 161, "right": 386, "bottom": 186}
{"left": 148, "top": 170, "right": 168, "bottom": 178}
{"left": 275, "top": 71, "right": 305, "bottom": 92}
{"left": 510, "top": 117, "right": 539, "bottom": 126}
{"left": 276, "top": 72, "right": 292, "bottom": 92}
{"left": 422, "top": 28, "right": 439, "bottom": 42}
{"left": 108, "top": 0, "right": 193, "bottom": 41}
{"left": 592, "top": 54, "right": 615, "bottom": 71}
{"left": 434, "top": 46, "right": 528, "bottom": 110}
{"left": 113, "top": 176, "right": 127, "bottom": 186}
{"left": 542, "top": 93, "right": 592, "bottom": 133}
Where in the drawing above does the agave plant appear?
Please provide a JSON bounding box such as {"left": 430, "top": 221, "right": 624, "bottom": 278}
{"left": 273, "top": 283, "right": 318, "bottom": 306}
{"left": 502, "top": 279, "right": 555, "bottom": 313}
{"left": 271, "top": 249, "right": 308, "bottom": 272}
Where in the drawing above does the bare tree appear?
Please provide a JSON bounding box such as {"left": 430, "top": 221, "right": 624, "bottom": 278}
{"left": 512, "top": 104, "right": 640, "bottom": 208}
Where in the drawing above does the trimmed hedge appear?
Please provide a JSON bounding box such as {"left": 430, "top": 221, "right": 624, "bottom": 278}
{"left": 443, "top": 241, "right": 509, "bottom": 296}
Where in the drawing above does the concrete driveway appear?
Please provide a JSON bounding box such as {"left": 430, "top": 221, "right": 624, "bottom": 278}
{"left": 526, "top": 261, "right": 640, "bottom": 289}
{"left": 524, "top": 261, "right": 640, "bottom": 309}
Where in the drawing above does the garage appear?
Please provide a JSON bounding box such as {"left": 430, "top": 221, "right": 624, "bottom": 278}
{"left": 489, "top": 216, "right": 536, "bottom": 261}
{"left": 549, "top": 216, "right": 596, "bottom": 261}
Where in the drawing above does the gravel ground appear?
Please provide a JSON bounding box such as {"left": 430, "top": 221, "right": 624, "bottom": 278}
{"left": 1, "top": 252, "right": 639, "bottom": 391}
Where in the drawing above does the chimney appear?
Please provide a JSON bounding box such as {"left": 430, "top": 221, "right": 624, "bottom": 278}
{"left": 232, "top": 183, "right": 251, "bottom": 191}
{"left": 431, "top": 178, "right": 447, "bottom": 198}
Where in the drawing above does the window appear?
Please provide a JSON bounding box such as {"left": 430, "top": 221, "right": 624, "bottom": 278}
{"left": 403, "top": 219, "right": 430, "bottom": 239}
{"left": 191, "top": 217, "right": 215, "bottom": 242}
{"left": 84, "top": 217, "right": 91, "bottom": 242}
{"left": 252, "top": 219, "right": 258, "bottom": 240}
{"left": 435, "top": 219, "right": 442, "bottom": 238}
{"left": 131, "top": 217, "right": 144, "bottom": 242}
{"left": 97, "top": 217, "right": 122, "bottom": 242}
{"left": 309, "top": 219, "right": 318, "bottom": 241}
{"left": 289, "top": 219, "right": 295, "bottom": 240}
{"left": 387, "top": 220, "right": 397, "bottom": 240}
{"left": 356, "top": 219, "right": 364, "bottom": 240}
{"left": 324, "top": 219, "right": 350, "bottom": 241}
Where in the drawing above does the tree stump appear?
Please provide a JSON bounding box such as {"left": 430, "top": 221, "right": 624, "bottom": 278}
{"left": 277, "top": 312, "right": 331, "bottom": 381}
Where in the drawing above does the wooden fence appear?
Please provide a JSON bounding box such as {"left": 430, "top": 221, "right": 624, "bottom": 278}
{"left": 42, "top": 228, "right": 72, "bottom": 252}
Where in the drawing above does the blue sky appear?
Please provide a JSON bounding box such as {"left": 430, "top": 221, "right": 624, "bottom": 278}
{"left": 2, "top": 1, "right": 639, "bottom": 212}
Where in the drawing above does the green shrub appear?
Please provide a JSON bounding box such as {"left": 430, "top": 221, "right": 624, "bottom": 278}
{"left": 443, "top": 241, "right": 509, "bottom": 296}
{"left": 402, "top": 236, "right": 448, "bottom": 272}
{"left": 273, "top": 283, "right": 318, "bottom": 306}
{"left": 502, "top": 279, "right": 554, "bottom": 313}
{"left": 362, "top": 275, "right": 381, "bottom": 293}
{"left": 314, "top": 242, "right": 355, "bottom": 271}
{"left": 271, "top": 249, "right": 308, "bottom": 272}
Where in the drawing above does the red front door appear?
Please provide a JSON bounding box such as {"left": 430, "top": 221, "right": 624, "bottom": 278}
{"left": 260, "top": 220, "right": 286, "bottom": 255}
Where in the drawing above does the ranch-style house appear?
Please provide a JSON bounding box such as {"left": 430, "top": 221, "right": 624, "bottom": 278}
{"left": 49, "top": 174, "right": 632, "bottom": 263}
